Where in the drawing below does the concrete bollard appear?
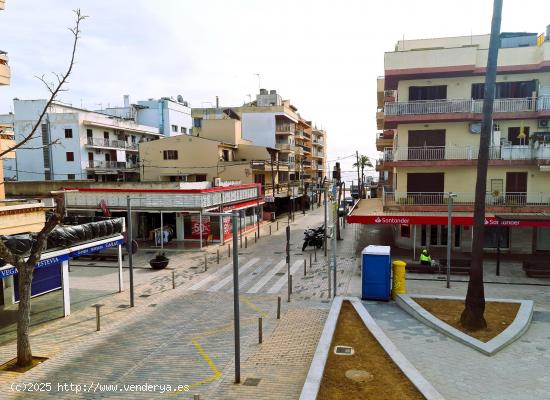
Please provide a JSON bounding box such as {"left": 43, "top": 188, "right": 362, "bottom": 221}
{"left": 258, "top": 317, "right": 263, "bottom": 344}
{"left": 228, "top": 243, "right": 231, "bottom": 257}
{"left": 269, "top": 225, "right": 272, "bottom": 235}
{"left": 276, "top": 221, "right": 279, "bottom": 231}
{"left": 172, "top": 271, "right": 176, "bottom": 289}
{"left": 314, "top": 247, "right": 317, "bottom": 262}
{"left": 254, "top": 232, "right": 257, "bottom": 243}
{"left": 277, "top": 296, "right": 281, "bottom": 319}
{"left": 93, "top": 304, "right": 104, "bottom": 332}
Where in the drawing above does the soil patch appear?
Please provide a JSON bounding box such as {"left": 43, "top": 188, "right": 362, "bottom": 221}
{"left": 413, "top": 298, "right": 520, "bottom": 342}
{"left": 318, "top": 301, "right": 424, "bottom": 400}
{"left": 0, "top": 356, "right": 48, "bottom": 373}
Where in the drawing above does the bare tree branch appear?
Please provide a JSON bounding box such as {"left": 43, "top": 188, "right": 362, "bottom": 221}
{"left": 17, "top": 139, "right": 62, "bottom": 151}
{"left": 0, "top": 9, "right": 87, "bottom": 159}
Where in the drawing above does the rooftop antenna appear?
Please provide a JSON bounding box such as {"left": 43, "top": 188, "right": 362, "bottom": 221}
{"left": 254, "top": 73, "right": 261, "bottom": 93}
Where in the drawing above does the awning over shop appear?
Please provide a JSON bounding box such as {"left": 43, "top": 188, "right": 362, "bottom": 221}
{"left": 347, "top": 199, "right": 550, "bottom": 227}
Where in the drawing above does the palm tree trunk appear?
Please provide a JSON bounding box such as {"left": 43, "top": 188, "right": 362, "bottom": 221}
{"left": 16, "top": 264, "right": 34, "bottom": 367}
{"left": 460, "top": 0, "right": 502, "bottom": 330}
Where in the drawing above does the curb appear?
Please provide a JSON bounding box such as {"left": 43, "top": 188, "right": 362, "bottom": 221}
{"left": 395, "top": 294, "right": 534, "bottom": 356}
{"left": 299, "top": 296, "right": 445, "bottom": 400}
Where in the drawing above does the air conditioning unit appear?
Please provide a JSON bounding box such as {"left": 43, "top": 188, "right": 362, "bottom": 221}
{"left": 213, "top": 177, "right": 221, "bottom": 187}
{"left": 538, "top": 119, "right": 550, "bottom": 128}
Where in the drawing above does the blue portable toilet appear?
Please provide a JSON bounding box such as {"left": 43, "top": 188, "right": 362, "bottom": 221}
{"left": 361, "top": 245, "right": 391, "bottom": 301}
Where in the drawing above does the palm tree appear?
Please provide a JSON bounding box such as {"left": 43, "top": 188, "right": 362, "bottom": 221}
{"left": 353, "top": 155, "right": 373, "bottom": 198}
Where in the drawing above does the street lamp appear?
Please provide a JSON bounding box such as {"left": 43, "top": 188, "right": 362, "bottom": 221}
{"left": 126, "top": 195, "right": 146, "bottom": 307}
{"left": 446, "top": 192, "right": 457, "bottom": 289}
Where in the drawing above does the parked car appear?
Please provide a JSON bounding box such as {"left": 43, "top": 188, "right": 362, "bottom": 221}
{"left": 338, "top": 200, "right": 349, "bottom": 217}
{"left": 344, "top": 196, "right": 354, "bottom": 207}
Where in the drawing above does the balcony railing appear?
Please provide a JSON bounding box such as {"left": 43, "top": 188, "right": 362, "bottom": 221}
{"left": 276, "top": 124, "right": 295, "bottom": 133}
{"left": 384, "top": 96, "right": 550, "bottom": 116}
{"left": 84, "top": 160, "right": 137, "bottom": 170}
{"left": 275, "top": 143, "right": 295, "bottom": 151}
{"left": 383, "top": 191, "right": 550, "bottom": 207}
{"left": 250, "top": 160, "right": 289, "bottom": 170}
{"left": 297, "top": 144, "right": 311, "bottom": 153}
{"left": 383, "top": 144, "right": 550, "bottom": 162}
{"left": 86, "top": 137, "right": 138, "bottom": 150}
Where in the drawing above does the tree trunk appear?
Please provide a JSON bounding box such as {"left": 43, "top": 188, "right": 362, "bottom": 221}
{"left": 16, "top": 263, "right": 34, "bottom": 367}
{"left": 460, "top": 0, "right": 502, "bottom": 331}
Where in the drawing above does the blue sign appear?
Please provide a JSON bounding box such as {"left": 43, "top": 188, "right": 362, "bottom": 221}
{"left": 70, "top": 239, "right": 123, "bottom": 257}
{"left": 0, "top": 267, "right": 17, "bottom": 279}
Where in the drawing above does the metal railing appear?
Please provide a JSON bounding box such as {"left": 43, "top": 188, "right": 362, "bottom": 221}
{"left": 275, "top": 124, "right": 295, "bottom": 133}
{"left": 383, "top": 144, "right": 550, "bottom": 162}
{"left": 383, "top": 191, "right": 550, "bottom": 207}
{"left": 84, "top": 160, "right": 138, "bottom": 170}
{"left": 384, "top": 96, "right": 550, "bottom": 116}
{"left": 86, "top": 137, "right": 138, "bottom": 150}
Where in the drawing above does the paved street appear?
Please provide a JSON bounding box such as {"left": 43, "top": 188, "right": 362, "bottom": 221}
{"left": 2, "top": 206, "right": 550, "bottom": 399}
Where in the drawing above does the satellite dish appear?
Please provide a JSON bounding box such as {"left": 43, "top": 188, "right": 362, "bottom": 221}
{"left": 177, "top": 95, "right": 184, "bottom": 103}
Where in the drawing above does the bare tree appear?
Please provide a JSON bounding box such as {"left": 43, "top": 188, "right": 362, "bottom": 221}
{"left": 460, "top": 0, "right": 503, "bottom": 330}
{"left": 0, "top": 9, "right": 86, "bottom": 367}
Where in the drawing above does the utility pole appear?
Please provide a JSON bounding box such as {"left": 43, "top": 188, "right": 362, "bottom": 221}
{"left": 334, "top": 162, "right": 342, "bottom": 240}
{"left": 324, "top": 185, "right": 328, "bottom": 257}
{"left": 231, "top": 211, "right": 241, "bottom": 383}
{"left": 356, "top": 151, "right": 361, "bottom": 199}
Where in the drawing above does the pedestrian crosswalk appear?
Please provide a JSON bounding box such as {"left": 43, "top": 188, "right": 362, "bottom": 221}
{"left": 186, "top": 257, "right": 308, "bottom": 295}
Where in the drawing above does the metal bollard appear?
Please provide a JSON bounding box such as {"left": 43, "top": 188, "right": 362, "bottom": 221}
{"left": 310, "top": 253, "right": 312, "bottom": 269}
{"left": 304, "top": 259, "right": 307, "bottom": 276}
{"left": 254, "top": 232, "right": 257, "bottom": 243}
{"left": 276, "top": 221, "right": 279, "bottom": 231}
{"left": 93, "top": 304, "right": 103, "bottom": 332}
{"left": 290, "top": 274, "right": 293, "bottom": 295}
{"left": 172, "top": 271, "right": 176, "bottom": 289}
{"left": 277, "top": 296, "right": 281, "bottom": 319}
{"left": 269, "top": 225, "right": 272, "bottom": 235}
{"left": 217, "top": 248, "right": 220, "bottom": 264}
{"left": 240, "top": 236, "right": 243, "bottom": 248}
{"left": 245, "top": 237, "right": 248, "bottom": 248}
{"left": 193, "top": 395, "right": 200, "bottom": 400}
{"left": 204, "top": 254, "right": 207, "bottom": 271}
{"left": 258, "top": 317, "right": 263, "bottom": 344}
{"left": 314, "top": 247, "right": 317, "bottom": 262}
{"left": 228, "top": 243, "right": 231, "bottom": 257}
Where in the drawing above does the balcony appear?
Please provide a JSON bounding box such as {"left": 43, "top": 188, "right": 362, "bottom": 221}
{"left": 382, "top": 144, "right": 550, "bottom": 166}
{"left": 0, "top": 52, "right": 10, "bottom": 86}
{"left": 86, "top": 137, "right": 138, "bottom": 151}
{"left": 376, "top": 130, "right": 394, "bottom": 151}
{"left": 0, "top": 132, "right": 15, "bottom": 159}
{"left": 250, "top": 159, "right": 289, "bottom": 171}
{"left": 383, "top": 191, "right": 550, "bottom": 213}
{"left": 84, "top": 160, "right": 138, "bottom": 171}
{"left": 275, "top": 143, "right": 295, "bottom": 152}
{"left": 383, "top": 96, "right": 550, "bottom": 127}
{"left": 276, "top": 124, "right": 295, "bottom": 135}
{"left": 297, "top": 144, "right": 311, "bottom": 154}
{"left": 376, "top": 109, "right": 384, "bottom": 130}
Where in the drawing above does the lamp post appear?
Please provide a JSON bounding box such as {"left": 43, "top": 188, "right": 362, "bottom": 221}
{"left": 446, "top": 192, "right": 457, "bottom": 289}
{"left": 231, "top": 211, "right": 241, "bottom": 383}
{"left": 126, "top": 195, "right": 146, "bottom": 307}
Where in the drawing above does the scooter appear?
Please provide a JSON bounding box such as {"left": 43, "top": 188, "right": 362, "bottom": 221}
{"left": 302, "top": 225, "right": 325, "bottom": 251}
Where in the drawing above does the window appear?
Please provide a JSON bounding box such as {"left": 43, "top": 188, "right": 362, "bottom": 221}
{"left": 64, "top": 129, "right": 73, "bottom": 138}
{"left": 67, "top": 173, "right": 75, "bottom": 180}
{"left": 163, "top": 150, "right": 178, "bottom": 160}
{"left": 508, "top": 127, "right": 530, "bottom": 145}
{"left": 472, "top": 80, "right": 537, "bottom": 100}
{"left": 103, "top": 131, "right": 109, "bottom": 139}
{"left": 181, "top": 127, "right": 187, "bottom": 134}
{"left": 484, "top": 227, "right": 510, "bottom": 248}
{"left": 454, "top": 226, "right": 461, "bottom": 248}
{"left": 171, "top": 125, "right": 178, "bottom": 133}
{"left": 400, "top": 224, "right": 411, "bottom": 238}
{"left": 222, "top": 149, "right": 229, "bottom": 161}
{"left": 195, "top": 174, "right": 207, "bottom": 182}
{"left": 86, "top": 129, "right": 93, "bottom": 138}
{"left": 66, "top": 152, "right": 74, "bottom": 162}
{"left": 131, "top": 135, "right": 136, "bottom": 143}
{"left": 193, "top": 118, "right": 202, "bottom": 128}
{"left": 409, "top": 85, "right": 447, "bottom": 101}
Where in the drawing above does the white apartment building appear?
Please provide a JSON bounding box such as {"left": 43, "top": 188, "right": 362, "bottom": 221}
{"left": 2, "top": 99, "right": 162, "bottom": 182}
{"left": 100, "top": 95, "right": 193, "bottom": 137}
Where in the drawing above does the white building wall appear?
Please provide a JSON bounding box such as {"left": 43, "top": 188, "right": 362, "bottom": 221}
{"left": 137, "top": 99, "right": 192, "bottom": 137}
{"left": 241, "top": 112, "right": 276, "bottom": 147}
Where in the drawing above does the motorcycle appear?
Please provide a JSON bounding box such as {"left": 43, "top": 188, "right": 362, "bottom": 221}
{"left": 302, "top": 225, "right": 325, "bottom": 251}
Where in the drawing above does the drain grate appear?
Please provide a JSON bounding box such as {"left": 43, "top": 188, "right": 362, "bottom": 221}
{"left": 334, "top": 345, "right": 354, "bottom": 356}
{"left": 243, "top": 378, "right": 261, "bottom": 386}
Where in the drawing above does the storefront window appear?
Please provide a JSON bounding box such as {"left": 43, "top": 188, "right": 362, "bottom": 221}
{"left": 484, "top": 227, "right": 510, "bottom": 248}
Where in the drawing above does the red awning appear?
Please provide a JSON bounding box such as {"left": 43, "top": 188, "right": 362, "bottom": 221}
{"left": 347, "top": 214, "right": 550, "bottom": 227}
{"left": 221, "top": 199, "right": 265, "bottom": 212}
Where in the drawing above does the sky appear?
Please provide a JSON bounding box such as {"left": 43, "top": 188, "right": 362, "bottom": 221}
{"left": 0, "top": 0, "right": 549, "bottom": 180}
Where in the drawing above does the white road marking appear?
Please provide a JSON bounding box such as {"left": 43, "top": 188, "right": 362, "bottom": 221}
{"left": 246, "top": 259, "right": 287, "bottom": 294}
{"left": 207, "top": 258, "right": 260, "bottom": 292}
{"left": 267, "top": 260, "right": 302, "bottom": 294}
{"left": 227, "top": 259, "right": 273, "bottom": 293}
{"left": 189, "top": 261, "right": 234, "bottom": 290}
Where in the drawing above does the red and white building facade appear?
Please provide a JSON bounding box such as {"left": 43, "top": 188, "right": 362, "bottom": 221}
{"left": 358, "top": 29, "right": 550, "bottom": 254}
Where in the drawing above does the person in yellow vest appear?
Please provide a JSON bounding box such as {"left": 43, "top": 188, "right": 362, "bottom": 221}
{"left": 420, "top": 249, "right": 432, "bottom": 266}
